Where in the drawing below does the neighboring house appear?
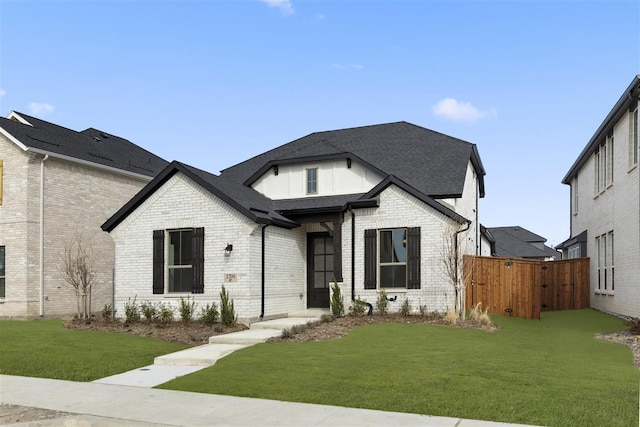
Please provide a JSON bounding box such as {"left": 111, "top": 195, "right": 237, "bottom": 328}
{"left": 487, "top": 226, "right": 560, "bottom": 261}
{"left": 479, "top": 225, "right": 496, "bottom": 256}
{"left": 559, "top": 75, "right": 640, "bottom": 318}
{"left": 0, "top": 111, "right": 168, "bottom": 318}
{"left": 102, "top": 122, "right": 486, "bottom": 322}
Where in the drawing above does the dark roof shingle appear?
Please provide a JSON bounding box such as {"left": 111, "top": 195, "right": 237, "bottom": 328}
{"left": 221, "top": 121, "right": 485, "bottom": 198}
{"left": 0, "top": 112, "right": 168, "bottom": 177}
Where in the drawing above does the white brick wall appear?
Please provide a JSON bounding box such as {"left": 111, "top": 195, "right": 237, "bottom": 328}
{"left": 110, "top": 171, "right": 480, "bottom": 322}
{"left": 337, "top": 184, "right": 476, "bottom": 315}
{"left": 0, "top": 136, "right": 151, "bottom": 318}
{"left": 571, "top": 110, "right": 640, "bottom": 317}
{"left": 110, "top": 173, "right": 310, "bottom": 324}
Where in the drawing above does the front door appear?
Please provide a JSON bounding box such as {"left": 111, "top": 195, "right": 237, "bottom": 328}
{"left": 307, "top": 233, "right": 333, "bottom": 308}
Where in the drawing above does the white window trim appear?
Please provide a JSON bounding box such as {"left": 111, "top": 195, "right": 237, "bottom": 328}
{"left": 306, "top": 167, "right": 318, "bottom": 195}
{"left": 165, "top": 229, "right": 194, "bottom": 294}
{"left": 378, "top": 228, "right": 408, "bottom": 289}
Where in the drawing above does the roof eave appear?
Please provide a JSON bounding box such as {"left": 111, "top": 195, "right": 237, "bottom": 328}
{"left": 562, "top": 75, "right": 640, "bottom": 184}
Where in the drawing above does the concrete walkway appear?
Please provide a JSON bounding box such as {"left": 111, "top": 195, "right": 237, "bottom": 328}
{"left": 0, "top": 375, "right": 536, "bottom": 427}
{"left": 0, "top": 315, "right": 540, "bottom": 426}
{"left": 94, "top": 317, "right": 321, "bottom": 387}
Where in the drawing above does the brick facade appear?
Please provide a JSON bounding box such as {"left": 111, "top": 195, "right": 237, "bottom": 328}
{"left": 0, "top": 135, "right": 151, "bottom": 318}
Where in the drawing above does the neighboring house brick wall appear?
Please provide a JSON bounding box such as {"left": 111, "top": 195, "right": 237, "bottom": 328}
{"left": 0, "top": 137, "right": 152, "bottom": 318}
{"left": 568, "top": 103, "right": 640, "bottom": 318}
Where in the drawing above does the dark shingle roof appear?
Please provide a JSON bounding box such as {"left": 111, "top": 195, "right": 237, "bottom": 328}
{"left": 0, "top": 112, "right": 168, "bottom": 177}
{"left": 102, "top": 161, "right": 298, "bottom": 232}
{"left": 487, "top": 226, "right": 560, "bottom": 260}
{"left": 220, "top": 121, "right": 485, "bottom": 198}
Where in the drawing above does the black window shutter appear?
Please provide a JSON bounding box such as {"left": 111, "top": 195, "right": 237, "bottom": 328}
{"left": 152, "top": 230, "right": 164, "bottom": 294}
{"left": 364, "top": 229, "right": 377, "bottom": 289}
{"left": 191, "top": 227, "right": 205, "bottom": 294}
{"left": 407, "top": 227, "right": 421, "bottom": 289}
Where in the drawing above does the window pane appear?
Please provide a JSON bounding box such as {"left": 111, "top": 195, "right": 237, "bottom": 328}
{"left": 307, "top": 168, "right": 317, "bottom": 194}
{"left": 325, "top": 238, "right": 334, "bottom": 255}
{"left": 325, "top": 256, "right": 334, "bottom": 272}
{"left": 380, "top": 265, "right": 406, "bottom": 288}
{"left": 169, "top": 230, "right": 193, "bottom": 266}
{"left": 0, "top": 278, "right": 4, "bottom": 298}
{"left": 314, "top": 272, "right": 326, "bottom": 289}
{"left": 313, "top": 239, "right": 324, "bottom": 254}
{"left": 314, "top": 255, "right": 325, "bottom": 271}
{"left": 380, "top": 229, "right": 406, "bottom": 263}
{"left": 0, "top": 246, "right": 4, "bottom": 276}
{"left": 169, "top": 268, "right": 193, "bottom": 293}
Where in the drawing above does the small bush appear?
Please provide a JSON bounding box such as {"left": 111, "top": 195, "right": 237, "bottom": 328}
{"left": 156, "top": 302, "right": 174, "bottom": 324}
{"left": 124, "top": 297, "right": 140, "bottom": 324}
{"left": 281, "top": 328, "right": 293, "bottom": 339}
{"left": 478, "top": 309, "right": 492, "bottom": 326}
{"left": 330, "top": 282, "right": 345, "bottom": 318}
{"left": 200, "top": 302, "right": 219, "bottom": 324}
{"left": 349, "top": 297, "right": 368, "bottom": 316}
{"left": 469, "top": 302, "right": 482, "bottom": 321}
{"left": 444, "top": 309, "right": 458, "bottom": 325}
{"left": 101, "top": 304, "right": 114, "bottom": 321}
{"left": 140, "top": 301, "right": 157, "bottom": 323}
{"left": 418, "top": 304, "right": 428, "bottom": 317}
{"left": 220, "top": 285, "right": 237, "bottom": 327}
{"left": 320, "top": 313, "right": 335, "bottom": 323}
{"left": 376, "top": 290, "right": 389, "bottom": 315}
{"left": 625, "top": 317, "right": 640, "bottom": 334}
{"left": 399, "top": 297, "right": 412, "bottom": 316}
{"left": 179, "top": 297, "right": 197, "bottom": 324}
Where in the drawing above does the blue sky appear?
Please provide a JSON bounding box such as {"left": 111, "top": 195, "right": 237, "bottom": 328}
{"left": 1, "top": 0, "right": 639, "bottom": 247}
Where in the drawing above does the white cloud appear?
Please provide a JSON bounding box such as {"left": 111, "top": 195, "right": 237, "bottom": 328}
{"left": 0, "top": 88, "right": 6, "bottom": 97}
{"left": 260, "top": 0, "right": 295, "bottom": 16}
{"left": 28, "top": 102, "right": 55, "bottom": 116}
{"left": 432, "top": 98, "right": 496, "bottom": 123}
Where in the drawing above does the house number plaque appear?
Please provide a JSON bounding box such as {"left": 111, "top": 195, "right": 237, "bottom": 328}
{"left": 224, "top": 273, "right": 237, "bottom": 283}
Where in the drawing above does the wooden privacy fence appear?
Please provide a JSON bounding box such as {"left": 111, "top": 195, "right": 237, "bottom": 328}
{"left": 463, "top": 256, "right": 590, "bottom": 320}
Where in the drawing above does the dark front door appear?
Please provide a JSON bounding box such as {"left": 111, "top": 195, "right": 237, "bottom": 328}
{"left": 307, "top": 233, "right": 333, "bottom": 308}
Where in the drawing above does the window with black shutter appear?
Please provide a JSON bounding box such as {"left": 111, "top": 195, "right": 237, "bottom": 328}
{"left": 153, "top": 227, "right": 205, "bottom": 294}
{"left": 364, "top": 227, "right": 420, "bottom": 290}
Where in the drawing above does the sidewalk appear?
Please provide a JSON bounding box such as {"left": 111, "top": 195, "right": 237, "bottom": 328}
{"left": 0, "top": 375, "right": 536, "bottom": 427}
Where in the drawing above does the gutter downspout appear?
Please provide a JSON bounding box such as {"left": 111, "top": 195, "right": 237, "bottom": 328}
{"left": 39, "top": 154, "right": 49, "bottom": 317}
{"left": 349, "top": 206, "right": 355, "bottom": 302}
{"left": 454, "top": 220, "right": 471, "bottom": 318}
{"left": 260, "top": 224, "right": 269, "bottom": 320}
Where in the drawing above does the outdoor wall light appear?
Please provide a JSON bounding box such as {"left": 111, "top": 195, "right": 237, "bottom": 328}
{"left": 224, "top": 243, "right": 233, "bottom": 256}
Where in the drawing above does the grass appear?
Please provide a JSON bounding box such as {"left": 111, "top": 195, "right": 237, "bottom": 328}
{"left": 159, "top": 309, "right": 640, "bottom": 427}
{"left": 0, "top": 319, "right": 188, "bottom": 381}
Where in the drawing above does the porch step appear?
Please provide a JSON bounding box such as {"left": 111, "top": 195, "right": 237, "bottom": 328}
{"left": 287, "top": 308, "right": 331, "bottom": 318}
{"left": 208, "top": 328, "right": 283, "bottom": 344}
{"left": 155, "top": 343, "right": 249, "bottom": 366}
{"left": 249, "top": 316, "right": 323, "bottom": 331}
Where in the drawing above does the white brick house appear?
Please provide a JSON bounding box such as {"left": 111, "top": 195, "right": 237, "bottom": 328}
{"left": 0, "top": 112, "right": 167, "bottom": 318}
{"left": 103, "top": 122, "right": 486, "bottom": 323}
{"left": 559, "top": 75, "right": 640, "bottom": 318}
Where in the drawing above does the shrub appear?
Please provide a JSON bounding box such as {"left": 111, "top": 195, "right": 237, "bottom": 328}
{"left": 320, "top": 313, "right": 334, "bottom": 323}
{"left": 418, "top": 304, "right": 428, "bottom": 317}
{"left": 330, "top": 282, "right": 344, "bottom": 318}
{"left": 220, "top": 285, "right": 237, "bottom": 327}
{"left": 124, "top": 297, "right": 140, "bottom": 324}
{"left": 349, "top": 297, "right": 368, "bottom": 316}
{"left": 399, "top": 297, "right": 412, "bottom": 316}
{"left": 140, "top": 301, "right": 157, "bottom": 323}
{"left": 444, "top": 309, "right": 458, "bottom": 325}
{"left": 156, "top": 302, "right": 174, "bottom": 324}
{"left": 469, "top": 302, "right": 482, "bottom": 321}
{"left": 200, "top": 302, "right": 219, "bottom": 324}
{"left": 179, "top": 297, "right": 197, "bottom": 324}
{"left": 376, "top": 289, "right": 389, "bottom": 315}
{"left": 101, "top": 304, "right": 114, "bottom": 321}
{"left": 625, "top": 317, "right": 640, "bottom": 334}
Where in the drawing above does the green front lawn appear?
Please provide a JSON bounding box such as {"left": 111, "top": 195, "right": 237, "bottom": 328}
{"left": 0, "top": 319, "right": 187, "bottom": 381}
{"left": 159, "top": 309, "right": 639, "bottom": 427}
